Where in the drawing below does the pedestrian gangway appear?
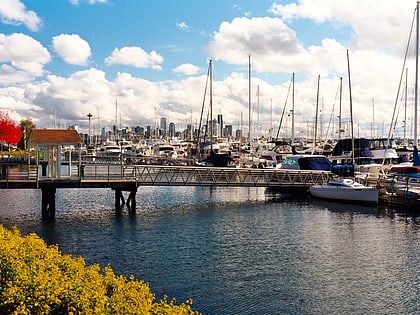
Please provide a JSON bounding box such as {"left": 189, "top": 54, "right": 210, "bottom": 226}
{"left": 0, "top": 162, "right": 334, "bottom": 220}
{"left": 81, "top": 164, "right": 333, "bottom": 188}
{"left": 0, "top": 163, "right": 333, "bottom": 188}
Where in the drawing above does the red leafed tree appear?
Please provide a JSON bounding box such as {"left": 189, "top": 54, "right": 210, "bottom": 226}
{"left": 0, "top": 112, "right": 22, "bottom": 146}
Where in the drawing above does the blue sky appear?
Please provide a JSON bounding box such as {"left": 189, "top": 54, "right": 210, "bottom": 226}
{"left": 0, "top": 0, "right": 417, "bottom": 140}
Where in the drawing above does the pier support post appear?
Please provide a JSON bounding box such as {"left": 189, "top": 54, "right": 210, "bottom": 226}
{"left": 126, "top": 189, "right": 137, "bottom": 213}
{"left": 41, "top": 186, "right": 56, "bottom": 221}
{"left": 115, "top": 189, "right": 125, "bottom": 211}
{"left": 113, "top": 184, "right": 137, "bottom": 213}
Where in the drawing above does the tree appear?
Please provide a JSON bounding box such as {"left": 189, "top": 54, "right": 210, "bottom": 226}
{"left": 0, "top": 112, "right": 22, "bottom": 150}
{"left": 18, "top": 118, "right": 36, "bottom": 150}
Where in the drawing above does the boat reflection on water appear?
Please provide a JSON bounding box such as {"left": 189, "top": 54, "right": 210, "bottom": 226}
{"left": 310, "top": 198, "right": 420, "bottom": 222}
{"left": 310, "top": 199, "right": 380, "bottom": 216}
{"left": 264, "top": 187, "right": 310, "bottom": 202}
{"left": 264, "top": 188, "right": 419, "bottom": 222}
{"left": 264, "top": 188, "right": 380, "bottom": 214}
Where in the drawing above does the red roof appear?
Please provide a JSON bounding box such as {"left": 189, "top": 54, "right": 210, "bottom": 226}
{"left": 28, "top": 129, "right": 82, "bottom": 145}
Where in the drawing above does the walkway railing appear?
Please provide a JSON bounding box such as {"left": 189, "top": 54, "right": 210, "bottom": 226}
{"left": 0, "top": 162, "right": 333, "bottom": 188}
{"left": 81, "top": 164, "right": 333, "bottom": 187}
{"left": 0, "top": 162, "right": 334, "bottom": 220}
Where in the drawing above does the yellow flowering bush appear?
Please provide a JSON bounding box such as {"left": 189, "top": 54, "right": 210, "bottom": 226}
{"left": 0, "top": 225, "right": 199, "bottom": 314}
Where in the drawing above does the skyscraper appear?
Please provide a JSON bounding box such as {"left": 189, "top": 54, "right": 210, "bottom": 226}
{"left": 169, "top": 122, "right": 175, "bottom": 138}
{"left": 160, "top": 117, "right": 167, "bottom": 137}
{"left": 217, "top": 114, "right": 223, "bottom": 137}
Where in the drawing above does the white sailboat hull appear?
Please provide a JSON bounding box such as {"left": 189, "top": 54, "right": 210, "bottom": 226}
{"left": 309, "top": 186, "right": 378, "bottom": 203}
{"left": 309, "top": 178, "right": 379, "bottom": 204}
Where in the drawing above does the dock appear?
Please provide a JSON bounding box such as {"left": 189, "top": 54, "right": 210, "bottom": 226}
{"left": 0, "top": 162, "right": 334, "bottom": 220}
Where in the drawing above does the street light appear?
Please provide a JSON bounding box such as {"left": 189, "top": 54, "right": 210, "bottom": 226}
{"left": 87, "top": 113, "right": 93, "bottom": 145}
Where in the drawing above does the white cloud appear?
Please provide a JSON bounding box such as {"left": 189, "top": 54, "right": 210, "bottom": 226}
{"left": 176, "top": 22, "right": 189, "bottom": 31}
{"left": 0, "top": 87, "right": 43, "bottom": 111}
{"left": 0, "top": 0, "right": 42, "bottom": 32}
{"left": 25, "top": 68, "right": 113, "bottom": 126}
{"left": 70, "top": 0, "right": 107, "bottom": 5}
{"left": 269, "top": 0, "right": 411, "bottom": 53}
{"left": 207, "top": 17, "right": 304, "bottom": 72}
{"left": 44, "top": 68, "right": 109, "bottom": 104}
{"left": 105, "top": 46, "right": 164, "bottom": 70}
{"left": 0, "top": 64, "right": 32, "bottom": 84}
{"left": 173, "top": 63, "right": 201, "bottom": 76}
{"left": 0, "top": 33, "right": 50, "bottom": 80}
{"left": 52, "top": 34, "right": 91, "bottom": 65}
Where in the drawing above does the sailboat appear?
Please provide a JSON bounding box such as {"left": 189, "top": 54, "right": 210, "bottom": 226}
{"left": 196, "top": 59, "right": 233, "bottom": 167}
{"left": 309, "top": 177, "right": 379, "bottom": 204}
{"left": 388, "top": 1, "right": 420, "bottom": 199}
{"left": 309, "top": 50, "right": 379, "bottom": 204}
{"left": 413, "top": 1, "right": 420, "bottom": 167}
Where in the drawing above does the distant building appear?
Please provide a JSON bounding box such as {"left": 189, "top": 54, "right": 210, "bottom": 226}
{"left": 160, "top": 117, "right": 167, "bottom": 136}
{"left": 121, "top": 128, "right": 127, "bottom": 138}
{"left": 217, "top": 114, "right": 223, "bottom": 137}
{"left": 224, "top": 124, "right": 233, "bottom": 138}
{"left": 169, "top": 122, "right": 175, "bottom": 138}
{"left": 134, "top": 125, "right": 144, "bottom": 137}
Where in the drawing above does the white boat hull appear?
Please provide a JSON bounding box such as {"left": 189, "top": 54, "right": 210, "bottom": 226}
{"left": 309, "top": 184, "right": 379, "bottom": 204}
{"left": 395, "top": 187, "right": 420, "bottom": 199}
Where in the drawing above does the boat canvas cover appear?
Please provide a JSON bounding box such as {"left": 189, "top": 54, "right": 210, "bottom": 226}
{"left": 202, "top": 150, "right": 233, "bottom": 167}
{"left": 331, "top": 138, "right": 373, "bottom": 158}
{"left": 331, "top": 164, "right": 354, "bottom": 177}
{"left": 297, "top": 156, "right": 332, "bottom": 171}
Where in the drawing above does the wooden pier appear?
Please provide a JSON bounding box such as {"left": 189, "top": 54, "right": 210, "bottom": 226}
{"left": 0, "top": 162, "right": 333, "bottom": 220}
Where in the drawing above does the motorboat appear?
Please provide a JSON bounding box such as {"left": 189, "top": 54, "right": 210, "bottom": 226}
{"left": 96, "top": 141, "right": 121, "bottom": 160}
{"left": 156, "top": 144, "right": 178, "bottom": 159}
{"left": 259, "top": 140, "right": 293, "bottom": 167}
{"left": 309, "top": 178, "right": 379, "bottom": 204}
{"left": 276, "top": 154, "right": 332, "bottom": 171}
{"left": 395, "top": 177, "right": 420, "bottom": 199}
{"left": 389, "top": 165, "right": 420, "bottom": 199}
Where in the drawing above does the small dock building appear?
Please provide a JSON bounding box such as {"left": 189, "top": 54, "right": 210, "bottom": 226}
{"left": 28, "top": 128, "right": 82, "bottom": 179}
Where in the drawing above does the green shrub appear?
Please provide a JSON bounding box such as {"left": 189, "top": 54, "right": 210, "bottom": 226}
{"left": 0, "top": 225, "right": 199, "bottom": 314}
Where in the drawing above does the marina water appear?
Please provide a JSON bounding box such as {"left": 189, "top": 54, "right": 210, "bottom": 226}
{"left": 0, "top": 186, "right": 418, "bottom": 314}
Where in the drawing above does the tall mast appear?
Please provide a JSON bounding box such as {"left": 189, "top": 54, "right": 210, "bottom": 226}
{"left": 270, "top": 98, "right": 273, "bottom": 140}
{"left": 347, "top": 49, "right": 355, "bottom": 164}
{"left": 338, "top": 76, "right": 342, "bottom": 140}
{"left": 115, "top": 99, "right": 118, "bottom": 140}
{"left": 257, "top": 85, "right": 260, "bottom": 136}
{"left": 248, "top": 54, "right": 251, "bottom": 144}
{"left": 313, "top": 74, "right": 320, "bottom": 154}
{"left": 209, "top": 59, "right": 213, "bottom": 150}
{"left": 371, "top": 98, "right": 375, "bottom": 138}
{"left": 190, "top": 109, "right": 193, "bottom": 142}
{"left": 291, "top": 72, "right": 295, "bottom": 144}
{"left": 415, "top": 1, "right": 419, "bottom": 150}
{"left": 404, "top": 68, "right": 408, "bottom": 143}
{"left": 414, "top": 1, "right": 420, "bottom": 165}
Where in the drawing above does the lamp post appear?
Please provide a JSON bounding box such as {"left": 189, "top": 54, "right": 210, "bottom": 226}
{"left": 87, "top": 113, "right": 93, "bottom": 145}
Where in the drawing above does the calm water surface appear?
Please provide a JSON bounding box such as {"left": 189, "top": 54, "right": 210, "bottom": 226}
{"left": 0, "top": 187, "right": 419, "bottom": 314}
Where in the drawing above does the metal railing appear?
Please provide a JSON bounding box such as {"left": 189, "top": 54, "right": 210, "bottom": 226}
{"left": 81, "top": 164, "right": 333, "bottom": 187}
{"left": 0, "top": 162, "right": 333, "bottom": 188}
